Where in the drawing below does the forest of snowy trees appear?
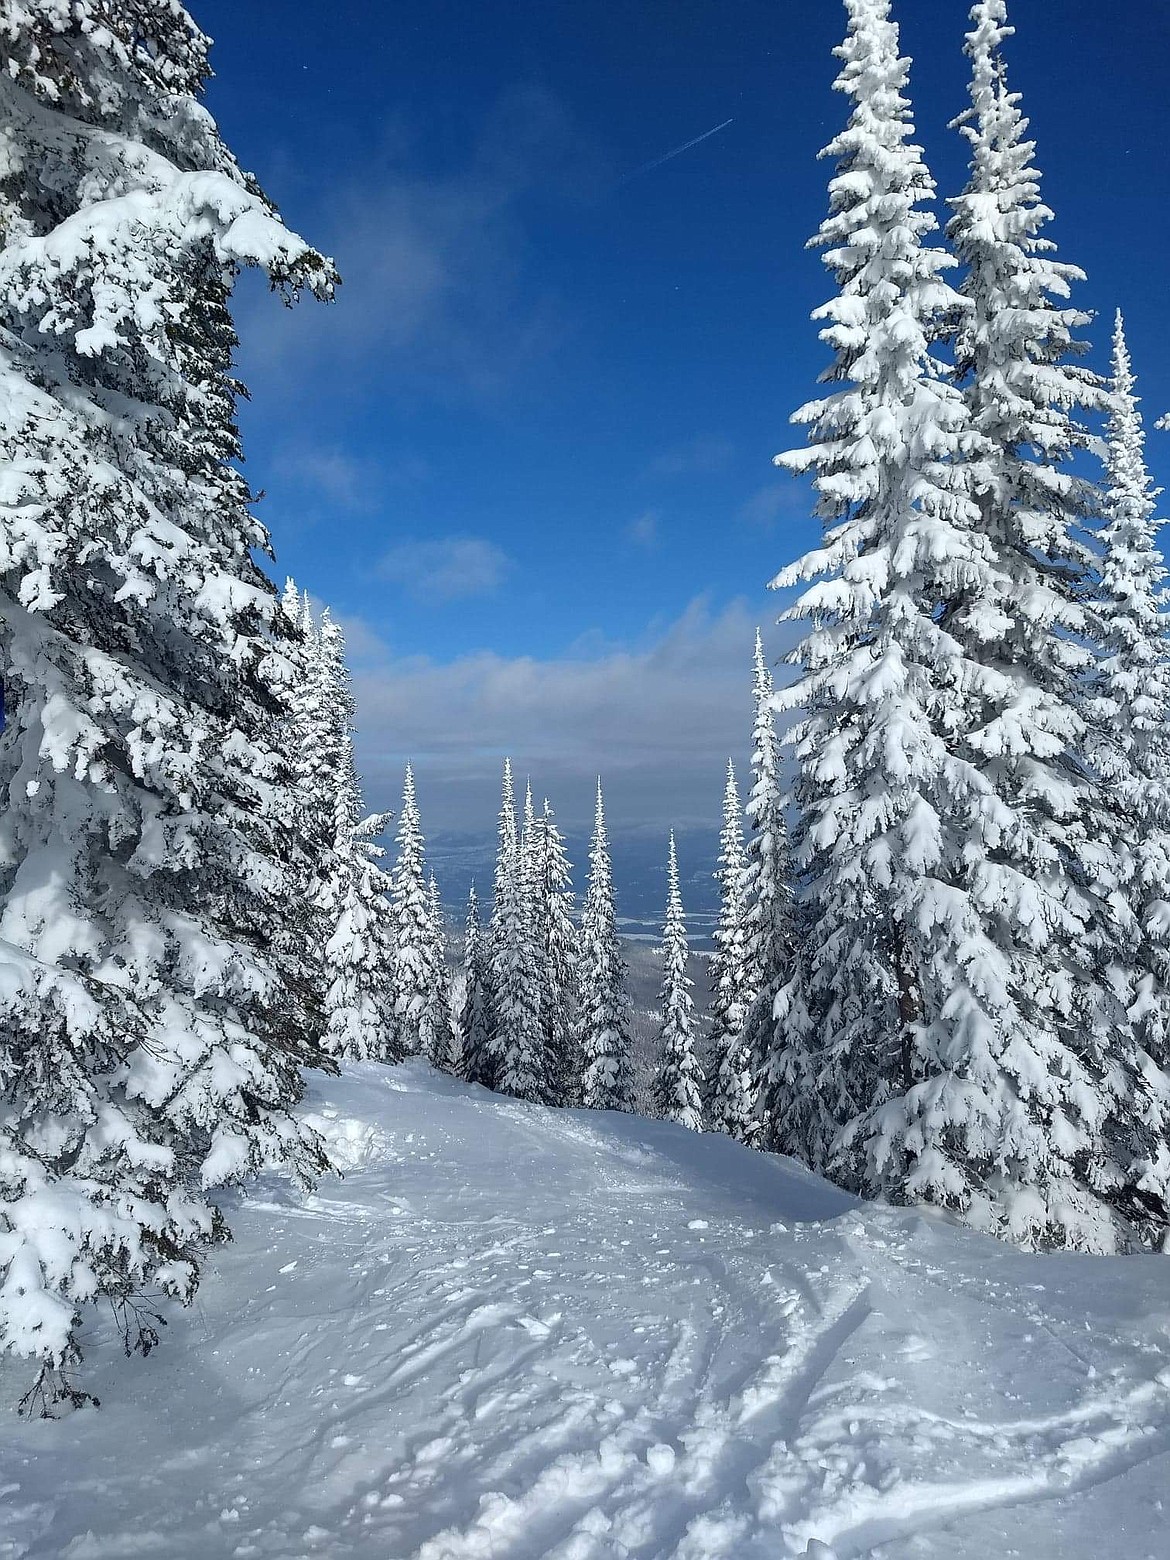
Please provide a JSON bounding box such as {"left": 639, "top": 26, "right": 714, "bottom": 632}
{"left": 2, "top": 0, "right": 1170, "bottom": 1417}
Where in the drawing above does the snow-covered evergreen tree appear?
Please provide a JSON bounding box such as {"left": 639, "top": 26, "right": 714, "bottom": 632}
{"left": 272, "top": 580, "right": 328, "bottom": 1031}
{"left": 769, "top": 0, "right": 1161, "bottom": 1251}
{"left": 422, "top": 875, "right": 458, "bottom": 1072}
{"left": 0, "top": 0, "right": 335, "bottom": 1406}
{"left": 740, "top": 633, "right": 794, "bottom": 1144}
{"left": 707, "top": 761, "right": 757, "bottom": 1141}
{"left": 578, "top": 782, "right": 634, "bottom": 1113}
{"left": 520, "top": 779, "right": 539, "bottom": 908}
{"left": 487, "top": 758, "right": 518, "bottom": 1059}
{"left": 299, "top": 609, "right": 353, "bottom": 866}
{"left": 1090, "top": 316, "right": 1170, "bottom": 791}
{"left": 389, "top": 765, "right": 433, "bottom": 1058}
{"left": 314, "top": 614, "right": 396, "bottom": 1063}
{"left": 654, "top": 834, "right": 703, "bottom": 1131}
{"left": 1084, "top": 315, "right": 1170, "bottom": 1217}
{"left": 277, "top": 595, "right": 398, "bottom": 1060}
{"left": 489, "top": 761, "right": 545, "bottom": 1102}
{"left": 278, "top": 580, "right": 318, "bottom": 834}
{"left": 457, "top": 886, "right": 493, "bottom": 1086}
{"left": 532, "top": 801, "right": 580, "bottom": 1106}
{"left": 322, "top": 808, "right": 397, "bottom": 1064}
{"left": 768, "top": 0, "right": 980, "bottom": 1178}
{"left": 924, "top": 0, "right": 1161, "bottom": 1248}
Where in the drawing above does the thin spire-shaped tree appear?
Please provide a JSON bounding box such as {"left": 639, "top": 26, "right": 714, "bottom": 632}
{"left": 533, "top": 800, "right": 581, "bottom": 1105}
{"left": 654, "top": 833, "right": 703, "bottom": 1131}
{"left": 743, "top": 632, "right": 795, "bottom": 1147}
{"left": 579, "top": 781, "right": 634, "bottom": 1112}
{"left": 314, "top": 613, "right": 396, "bottom": 1062}
{"left": 490, "top": 760, "right": 545, "bottom": 1102}
{"left": 707, "top": 761, "right": 757, "bottom": 1141}
{"left": 770, "top": 0, "right": 983, "bottom": 1181}
{"left": 422, "top": 875, "right": 458, "bottom": 1072}
{"left": 1083, "top": 316, "right": 1170, "bottom": 1229}
{"left": 275, "top": 579, "right": 329, "bottom": 1032}
{"left": 389, "top": 764, "right": 432, "bottom": 1057}
{"left": 458, "top": 885, "right": 494, "bottom": 1085}
{"left": 1091, "top": 315, "right": 1170, "bottom": 795}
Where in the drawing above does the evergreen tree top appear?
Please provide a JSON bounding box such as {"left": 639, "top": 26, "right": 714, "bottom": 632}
{"left": 496, "top": 759, "right": 518, "bottom": 860}
{"left": 819, "top": 0, "right": 946, "bottom": 257}
{"left": 722, "top": 758, "right": 743, "bottom": 815}
{"left": 718, "top": 761, "right": 747, "bottom": 880}
{"left": 950, "top": 0, "right": 1056, "bottom": 262}
{"left": 394, "top": 764, "right": 424, "bottom": 865}
{"left": 774, "top": 0, "right": 967, "bottom": 539}
{"left": 947, "top": 0, "right": 1102, "bottom": 436}
{"left": 753, "top": 628, "right": 770, "bottom": 700}
{"left": 1106, "top": 312, "right": 1163, "bottom": 530}
{"left": 1092, "top": 312, "right": 1170, "bottom": 774}
{"left": 666, "top": 830, "right": 684, "bottom": 924}
{"left": 537, "top": 800, "right": 574, "bottom": 896}
{"left": 587, "top": 780, "right": 613, "bottom": 894}
{"left": 662, "top": 830, "right": 692, "bottom": 992}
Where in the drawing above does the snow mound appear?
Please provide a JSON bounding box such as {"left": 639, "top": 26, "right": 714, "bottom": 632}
{"left": 3, "top": 1060, "right": 1170, "bottom": 1559}
{"left": 299, "top": 1062, "right": 430, "bottom": 1172}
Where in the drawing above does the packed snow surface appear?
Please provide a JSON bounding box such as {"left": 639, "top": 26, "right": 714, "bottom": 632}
{"left": 3, "top": 1063, "right": 1170, "bottom": 1559}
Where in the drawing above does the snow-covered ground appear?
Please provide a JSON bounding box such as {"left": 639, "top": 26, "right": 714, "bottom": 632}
{"left": 3, "top": 1062, "right": 1170, "bottom": 1560}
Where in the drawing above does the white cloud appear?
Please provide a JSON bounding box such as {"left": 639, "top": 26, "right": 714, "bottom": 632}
{"left": 738, "top": 481, "right": 807, "bottom": 530}
{"left": 625, "top": 510, "right": 660, "bottom": 550}
{"left": 280, "top": 447, "right": 381, "bottom": 511}
{"left": 236, "top": 86, "right": 603, "bottom": 406}
{"left": 343, "top": 596, "right": 796, "bottom": 833}
{"left": 377, "top": 535, "right": 513, "bottom": 603}
{"left": 645, "top": 435, "right": 735, "bottom": 479}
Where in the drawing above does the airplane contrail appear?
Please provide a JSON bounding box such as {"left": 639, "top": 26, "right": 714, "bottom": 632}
{"left": 619, "top": 118, "right": 734, "bottom": 185}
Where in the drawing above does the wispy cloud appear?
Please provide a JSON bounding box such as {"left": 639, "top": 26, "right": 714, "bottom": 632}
{"left": 645, "top": 436, "right": 735, "bottom": 479}
{"left": 377, "top": 535, "right": 513, "bottom": 603}
{"left": 625, "top": 510, "right": 660, "bottom": 550}
{"left": 238, "top": 86, "right": 605, "bottom": 406}
{"left": 738, "top": 479, "right": 809, "bottom": 531}
{"left": 279, "top": 447, "right": 383, "bottom": 512}
{"left": 342, "top": 597, "right": 795, "bottom": 832}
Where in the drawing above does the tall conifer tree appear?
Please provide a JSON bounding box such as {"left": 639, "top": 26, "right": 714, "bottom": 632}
{"left": 1091, "top": 316, "right": 1170, "bottom": 792}
{"left": 274, "top": 581, "right": 329, "bottom": 1032}
{"left": 707, "top": 762, "right": 757, "bottom": 1141}
{"left": 916, "top": 0, "right": 1158, "bottom": 1248}
{"left": 490, "top": 761, "right": 545, "bottom": 1102}
{"left": 533, "top": 801, "right": 581, "bottom": 1106}
{"left": 770, "top": 0, "right": 1160, "bottom": 1250}
{"left": 0, "top": 0, "right": 334, "bottom": 1404}
{"left": 314, "top": 615, "right": 396, "bottom": 1062}
{"left": 1084, "top": 316, "right": 1170, "bottom": 1224}
{"left": 742, "top": 633, "right": 794, "bottom": 1145}
{"left": 769, "top": 0, "right": 981, "bottom": 1178}
{"left": 579, "top": 782, "right": 634, "bottom": 1112}
{"left": 389, "top": 765, "right": 432, "bottom": 1057}
{"left": 421, "top": 875, "right": 457, "bottom": 1072}
{"left": 654, "top": 834, "right": 703, "bottom": 1131}
{"left": 458, "top": 886, "right": 493, "bottom": 1086}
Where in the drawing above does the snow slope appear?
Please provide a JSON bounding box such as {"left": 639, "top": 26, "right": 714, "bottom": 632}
{"left": 3, "top": 1061, "right": 1170, "bottom": 1559}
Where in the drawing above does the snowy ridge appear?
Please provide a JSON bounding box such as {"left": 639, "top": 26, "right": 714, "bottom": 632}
{"left": 3, "top": 1061, "right": 1169, "bottom": 1559}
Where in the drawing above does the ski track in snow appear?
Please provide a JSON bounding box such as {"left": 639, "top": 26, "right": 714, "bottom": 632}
{"left": 2, "top": 1062, "right": 1170, "bottom": 1559}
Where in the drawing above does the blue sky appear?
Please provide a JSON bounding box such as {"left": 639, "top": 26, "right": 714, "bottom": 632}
{"left": 197, "top": 0, "right": 1170, "bottom": 836}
